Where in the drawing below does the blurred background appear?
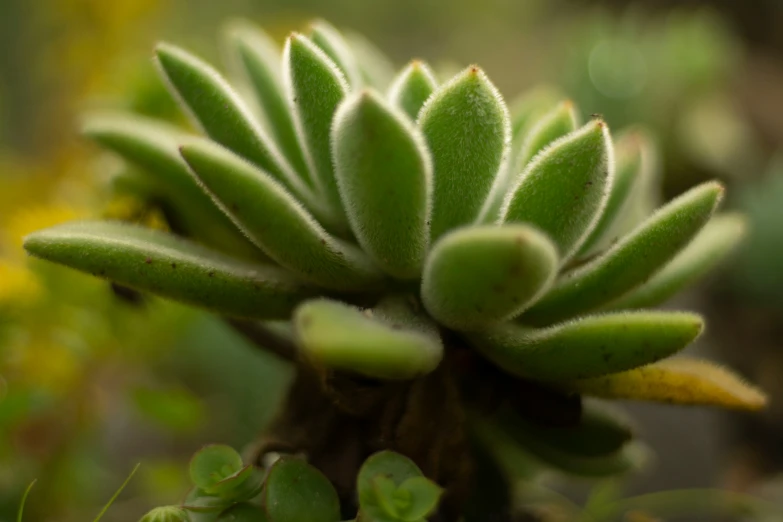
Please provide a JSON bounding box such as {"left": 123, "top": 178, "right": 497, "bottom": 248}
{"left": 3, "top": 0, "right": 783, "bottom": 520}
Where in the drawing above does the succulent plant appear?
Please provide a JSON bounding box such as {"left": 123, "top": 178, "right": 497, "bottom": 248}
{"left": 22, "top": 18, "right": 765, "bottom": 520}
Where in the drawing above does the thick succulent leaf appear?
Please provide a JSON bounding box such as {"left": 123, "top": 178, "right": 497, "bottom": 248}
{"left": 419, "top": 66, "right": 511, "bottom": 241}
{"left": 23, "top": 221, "right": 313, "bottom": 318}
{"left": 468, "top": 311, "right": 704, "bottom": 382}
{"left": 293, "top": 297, "right": 443, "bottom": 380}
{"left": 387, "top": 60, "right": 438, "bottom": 120}
{"left": 421, "top": 225, "right": 558, "bottom": 331}
{"left": 224, "top": 22, "right": 311, "bottom": 180}
{"left": 331, "top": 90, "right": 431, "bottom": 279}
{"left": 615, "top": 130, "right": 661, "bottom": 237}
{"left": 344, "top": 31, "right": 396, "bottom": 89}
{"left": 283, "top": 34, "right": 350, "bottom": 225}
{"left": 502, "top": 120, "right": 613, "bottom": 262}
{"left": 524, "top": 182, "right": 724, "bottom": 324}
{"left": 567, "top": 358, "right": 767, "bottom": 411}
{"left": 180, "top": 141, "right": 384, "bottom": 292}
{"left": 478, "top": 88, "right": 563, "bottom": 224}
{"left": 578, "top": 130, "right": 647, "bottom": 256}
{"left": 82, "top": 114, "right": 261, "bottom": 259}
{"left": 472, "top": 409, "right": 647, "bottom": 478}
{"left": 263, "top": 457, "right": 341, "bottom": 522}
{"left": 155, "top": 43, "right": 306, "bottom": 198}
{"left": 508, "top": 85, "right": 564, "bottom": 142}
{"left": 513, "top": 100, "right": 580, "bottom": 173}
{"left": 308, "top": 20, "right": 362, "bottom": 88}
{"left": 609, "top": 213, "right": 746, "bottom": 310}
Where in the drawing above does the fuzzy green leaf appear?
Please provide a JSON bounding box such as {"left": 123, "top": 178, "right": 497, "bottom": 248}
{"left": 567, "top": 357, "right": 767, "bottom": 411}
{"left": 155, "top": 43, "right": 305, "bottom": 197}
{"left": 331, "top": 90, "right": 431, "bottom": 279}
{"left": 308, "top": 19, "right": 362, "bottom": 88}
{"left": 395, "top": 477, "right": 444, "bottom": 522}
{"left": 283, "top": 34, "right": 350, "bottom": 225}
{"left": 578, "top": 129, "right": 647, "bottom": 256}
{"left": 508, "top": 85, "right": 564, "bottom": 142}
{"left": 345, "top": 31, "right": 396, "bottom": 89}
{"left": 189, "top": 445, "right": 244, "bottom": 492}
{"left": 23, "top": 221, "right": 313, "bottom": 319}
{"left": 224, "top": 22, "right": 311, "bottom": 180}
{"left": 513, "top": 100, "right": 580, "bottom": 173}
{"left": 468, "top": 311, "right": 703, "bottom": 382}
{"left": 388, "top": 60, "right": 438, "bottom": 120}
{"left": 419, "top": 66, "right": 510, "bottom": 241}
{"left": 293, "top": 297, "right": 443, "bottom": 380}
{"left": 502, "top": 119, "right": 613, "bottom": 262}
{"left": 524, "top": 181, "right": 724, "bottom": 324}
{"left": 421, "top": 225, "right": 558, "bottom": 331}
{"left": 82, "top": 114, "right": 261, "bottom": 259}
{"left": 263, "top": 457, "right": 341, "bottom": 522}
{"left": 608, "top": 214, "right": 746, "bottom": 310}
{"left": 180, "top": 141, "right": 385, "bottom": 292}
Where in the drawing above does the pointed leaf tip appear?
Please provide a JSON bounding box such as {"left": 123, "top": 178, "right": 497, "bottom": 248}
{"left": 421, "top": 225, "right": 558, "bottom": 331}
{"left": 154, "top": 42, "right": 305, "bottom": 199}
{"left": 468, "top": 311, "right": 703, "bottom": 382}
{"left": 419, "top": 65, "right": 511, "bottom": 240}
{"left": 284, "top": 33, "right": 350, "bottom": 226}
{"left": 388, "top": 59, "right": 438, "bottom": 120}
{"left": 568, "top": 358, "right": 767, "bottom": 411}
{"left": 332, "top": 89, "right": 431, "bottom": 279}
{"left": 525, "top": 181, "right": 725, "bottom": 324}
{"left": 502, "top": 119, "right": 613, "bottom": 262}
{"left": 23, "top": 221, "right": 313, "bottom": 319}
{"left": 609, "top": 212, "right": 747, "bottom": 309}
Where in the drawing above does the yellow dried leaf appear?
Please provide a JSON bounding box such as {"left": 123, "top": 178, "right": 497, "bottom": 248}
{"left": 566, "top": 357, "right": 767, "bottom": 411}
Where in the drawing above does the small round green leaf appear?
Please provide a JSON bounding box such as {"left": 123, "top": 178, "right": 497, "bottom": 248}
{"left": 263, "top": 457, "right": 340, "bottom": 522}
{"left": 388, "top": 60, "right": 438, "bottom": 120}
{"left": 140, "top": 506, "right": 191, "bottom": 522}
{"left": 419, "top": 66, "right": 511, "bottom": 241}
{"left": 189, "top": 445, "right": 244, "bottom": 491}
{"left": 395, "top": 476, "right": 443, "bottom": 522}
{"left": 332, "top": 90, "right": 432, "bottom": 279}
{"left": 283, "top": 33, "right": 350, "bottom": 225}
{"left": 502, "top": 119, "right": 613, "bottom": 262}
{"left": 154, "top": 43, "right": 304, "bottom": 198}
{"left": 180, "top": 141, "right": 385, "bottom": 292}
{"left": 421, "top": 225, "right": 558, "bottom": 331}
{"left": 23, "top": 221, "right": 314, "bottom": 319}
{"left": 217, "top": 503, "right": 269, "bottom": 522}
{"left": 371, "top": 475, "right": 401, "bottom": 518}
{"left": 468, "top": 311, "right": 704, "bottom": 381}
{"left": 293, "top": 298, "right": 443, "bottom": 380}
{"left": 357, "top": 451, "right": 424, "bottom": 512}
{"left": 524, "top": 181, "right": 724, "bottom": 324}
